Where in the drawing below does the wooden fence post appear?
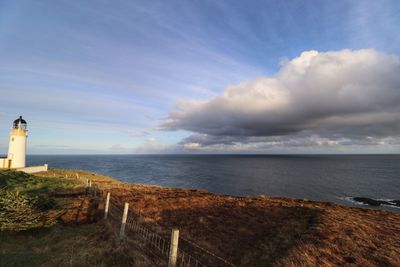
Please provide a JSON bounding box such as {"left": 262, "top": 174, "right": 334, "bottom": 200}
{"left": 89, "top": 180, "right": 92, "bottom": 188}
{"left": 104, "top": 192, "right": 110, "bottom": 219}
{"left": 168, "top": 229, "right": 179, "bottom": 267}
{"left": 119, "top": 202, "right": 129, "bottom": 239}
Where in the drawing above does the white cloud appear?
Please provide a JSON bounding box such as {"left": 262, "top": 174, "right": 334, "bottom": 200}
{"left": 122, "top": 129, "right": 149, "bottom": 137}
{"left": 146, "top": 137, "right": 157, "bottom": 143}
{"left": 183, "top": 142, "right": 201, "bottom": 150}
{"left": 163, "top": 49, "right": 400, "bottom": 151}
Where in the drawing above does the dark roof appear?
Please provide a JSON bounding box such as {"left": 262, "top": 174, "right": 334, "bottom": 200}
{"left": 13, "top": 116, "right": 27, "bottom": 126}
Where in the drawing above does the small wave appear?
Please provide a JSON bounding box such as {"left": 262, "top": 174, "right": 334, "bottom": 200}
{"left": 342, "top": 196, "right": 400, "bottom": 209}
{"left": 341, "top": 196, "right": 367, "bottom": 205}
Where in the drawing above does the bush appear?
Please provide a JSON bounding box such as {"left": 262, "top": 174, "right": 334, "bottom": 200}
{"left": 32, "top": 195, "right": 57, "bottom": 211}
{"left": 0, "top": 170, "right": 79, "bottom": 231}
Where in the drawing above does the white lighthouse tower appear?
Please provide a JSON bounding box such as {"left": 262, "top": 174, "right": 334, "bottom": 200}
{"left": 1, "top": 116, "right": 47, "bottom": 172}
{"left": 7, "top": 116, "right": 28, "bottom": 169}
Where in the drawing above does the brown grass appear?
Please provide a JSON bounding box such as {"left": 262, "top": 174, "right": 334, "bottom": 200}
{"left": 28, "top": 168, "right": 400, "bottom": 266}
{"left": 0, "top": 221, "right": 156, "bottom": 267}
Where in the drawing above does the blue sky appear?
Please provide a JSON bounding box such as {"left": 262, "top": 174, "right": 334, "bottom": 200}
{"left": 0, "top": 0, "right": 399, "bottom": 154}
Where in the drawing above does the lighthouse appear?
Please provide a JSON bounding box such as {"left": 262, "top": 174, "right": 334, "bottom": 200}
{"left": 7, "top": 116, "right": 28, "bottom": 169}
{"left": 0, "top": 116, "right": 47, "bottom": 172}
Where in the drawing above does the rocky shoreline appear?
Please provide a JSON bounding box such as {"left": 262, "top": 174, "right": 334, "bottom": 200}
{"left": 353, "top": 197, "right": 400, "bottom": 208}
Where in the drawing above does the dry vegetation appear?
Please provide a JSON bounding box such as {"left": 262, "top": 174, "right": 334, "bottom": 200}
{"left": 0, "top": 169, "right": 154, "bottom": 267}
{"left": 0, "top": 221, "right": 155, "bottom": 266}
{"left": 66, "top": 169, "right": 400, "bottom": 267}
{"left": 0, "top": 170, "right": 81, "bottom": 231}
{"left": 1, "top": 168, "right": 400, "bottom": 266}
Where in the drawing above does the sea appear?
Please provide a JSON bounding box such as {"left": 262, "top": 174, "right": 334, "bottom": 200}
{"left": 27, "top": 154, "right": 400, "bottom": 211}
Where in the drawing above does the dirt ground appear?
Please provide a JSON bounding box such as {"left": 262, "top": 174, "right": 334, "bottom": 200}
{"left": 37, "top": 169, "right": 400, "bottom": 266}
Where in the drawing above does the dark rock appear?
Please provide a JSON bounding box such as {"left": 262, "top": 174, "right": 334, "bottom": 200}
{"left": 391, "top": 200, "right": 400, "bottom": 207}
{"left": 353, "top": 197, "right": 400, "bottom": 207}
{"left": 353, "top": 197, "right": 381, "bottom": 206}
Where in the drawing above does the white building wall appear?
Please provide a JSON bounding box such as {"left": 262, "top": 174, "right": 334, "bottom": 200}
{"left": 17, "top": 164, "right": 48, "bottom": 174}
{"left": 0, "top": 158, "right": 11, "bottom": 169}
{"left": 7, "top": 132, "right": 27, "bottom": 169}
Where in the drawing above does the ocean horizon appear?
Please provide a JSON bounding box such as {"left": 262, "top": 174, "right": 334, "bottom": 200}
{"left": 26, "top": 154, "right": 400, "bottom": 211}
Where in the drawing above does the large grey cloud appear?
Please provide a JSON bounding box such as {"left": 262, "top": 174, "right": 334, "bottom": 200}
{"left": 162, "top": 49, "right": 400, "bottom": 150}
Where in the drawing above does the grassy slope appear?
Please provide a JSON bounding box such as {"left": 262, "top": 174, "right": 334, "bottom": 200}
{"left": 1, "top": 169, "right": 400, "bottom": 266}
{"left": 0, "top": 170, "right": 81, "bottom": 231}
{"left": 0, "top": 222, "right": 151, "bottom": 267}
{"left": 0, "top": 170, "right": 153, "bottom": 267}
{"left": 68, "top": 169, "right": 400, "bottom": 267}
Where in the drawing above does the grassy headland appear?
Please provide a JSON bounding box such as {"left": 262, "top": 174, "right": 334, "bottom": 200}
{"left": 0, "top": 170, "right": 154, "bottom": 266}
{"left": 1, "top": 169, "right": 400, "bottom": 266}
{"left": 0, "top": 170, "right": 80, "bottom": 231}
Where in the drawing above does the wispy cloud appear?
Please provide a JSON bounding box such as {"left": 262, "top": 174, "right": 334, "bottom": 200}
{"left": 0, "top": 1, "right": 399, "bottom": 153}
{"left": 121, "top": 129, "right": 149, "bottom": 138}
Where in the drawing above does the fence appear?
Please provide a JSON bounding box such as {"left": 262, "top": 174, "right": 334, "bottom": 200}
{"left": 59, "top": 172, "right": 102, "bottom": 198}
{"left": 83, "top": 178, "right": 235, "bottom": 267}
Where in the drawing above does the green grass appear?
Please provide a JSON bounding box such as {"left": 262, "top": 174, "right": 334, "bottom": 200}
{"left": 0, "top": 170, "right": 81, "bottom": 231}
{"left": 0, "top": 170, "right": 79, "bottom": 195}
{"left": 0, "top": 222, "right": 148, "bottom": 267}
{"left": 0, "top": 169, "right": 156, "bottom": 266}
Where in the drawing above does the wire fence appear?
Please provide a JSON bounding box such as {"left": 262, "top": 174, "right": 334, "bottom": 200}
{"left": 59, "top": 173, "right": 235, "bottom": 267}
{"left": 35, "top": 172, "right": 236, "bottom": 266}
{"left": 111, "top": 199, "right": 209, "bottom": 267}
{"left": 94, "top": 182, "right": 235, "bottom": 267}
{"left": 179, "top": 237, "right": 235, "bottom": 267}
{"left": 126, "top": 212, "right": 171, "bottom": 257}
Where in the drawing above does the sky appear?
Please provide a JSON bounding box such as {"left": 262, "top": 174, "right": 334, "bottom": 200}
{"left": 0, "top": 0, "right": 400, "bottom": 154}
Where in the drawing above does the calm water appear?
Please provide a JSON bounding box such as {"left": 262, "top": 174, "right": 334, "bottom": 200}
{"left": 27, "top": 155, "right": 400, "bottom": 209}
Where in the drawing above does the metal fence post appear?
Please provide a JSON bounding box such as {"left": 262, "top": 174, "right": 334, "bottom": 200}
{"left": 168, "top": 229, "right": 179, "bottom": 267}
{"left": 119, "top": 202, "right": 129, "bottom": 239}
{"left": 104, "top": 192, "right": 110, "bottom": 219}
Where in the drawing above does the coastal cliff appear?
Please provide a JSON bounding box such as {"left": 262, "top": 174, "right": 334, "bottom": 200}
{"left": 1, "top": 169, "right": 400, "bottom": 266}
